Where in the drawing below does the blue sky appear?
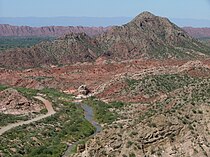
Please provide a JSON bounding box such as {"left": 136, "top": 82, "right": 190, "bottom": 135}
{"left": 0, "top": 0, "right": 210, "bottom": 19}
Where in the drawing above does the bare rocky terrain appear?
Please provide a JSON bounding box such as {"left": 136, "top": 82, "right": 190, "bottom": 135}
{"left": 0, "top": 88, "right": 42, "bottom": 115}
{"left": 0, "top": 11, "right": 210, "bottom": 157}
{"left": 1, "top": 58, "right": 210, "bottom": 157}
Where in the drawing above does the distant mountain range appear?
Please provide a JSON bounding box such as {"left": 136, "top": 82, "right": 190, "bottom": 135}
{"left": 0, "top": 24, "right": 109, "bottom": 37}
{"left": 1, "top": 24, "right": 210, "bottom": 39}
{"left": 0, "top": 17, "right": 210, "bottom": 27}
{"left": 183, "top": 27, "right": 210, "bottom": 38}
{"left": 0, "top": 17, "right": 131, "bottom": 27}
{"left": 0, "top": 12, "right": 209, "bottom": 69}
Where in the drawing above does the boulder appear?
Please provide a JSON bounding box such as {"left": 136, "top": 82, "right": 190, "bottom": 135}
{"left": 78, "top": 85, "right": 90, "bottom": 95}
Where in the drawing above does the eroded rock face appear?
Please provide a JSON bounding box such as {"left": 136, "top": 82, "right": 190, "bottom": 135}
{"left": 73, "top": 110, "right": 210, "bottom": 157}
{"left": 0, "top": 88, "right": 42, "bottom": 114}
{"left": 0, "top": 24, "right": 109, "bottom": 37}
{"left": 78, "top": 85, "right": 90, "bottom": 95}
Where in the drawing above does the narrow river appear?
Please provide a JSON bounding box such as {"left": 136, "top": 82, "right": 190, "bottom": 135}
{"left": 0, "top": 98, "right": 101, "bottom": 156}
{"left": 62, "top": 103, "right": 102, "bottom": 157}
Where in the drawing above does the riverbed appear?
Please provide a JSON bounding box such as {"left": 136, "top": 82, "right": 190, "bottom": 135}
{"left": 62, "top": 103, "right": 102, "bottom": 157}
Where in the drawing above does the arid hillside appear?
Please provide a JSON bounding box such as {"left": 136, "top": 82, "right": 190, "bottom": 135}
{"left": 72, "top": 60, "right": 210, "bottom": 157}
{"left": 1, "top": 58, "right": 210, "bottom": 157}
{"left": 96, "top": 12, "right": 210, "bottom": 60}
{"left": 0, "top": 12, "right": 210, "bottom": 69}
{"left": 0, "top": 11, "right": 210, "bottom": 157}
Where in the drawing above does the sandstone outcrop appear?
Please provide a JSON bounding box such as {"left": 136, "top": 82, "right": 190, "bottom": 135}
{"left": 0, "top": 88, "right": 42, "bottom": 114}
{"left": 78, "top": 85, "right": 90, "bottom": 95}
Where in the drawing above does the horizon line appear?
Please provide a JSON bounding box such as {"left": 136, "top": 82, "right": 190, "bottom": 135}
{"left": 0, "top": 16, "right": 210, "bottom": 21}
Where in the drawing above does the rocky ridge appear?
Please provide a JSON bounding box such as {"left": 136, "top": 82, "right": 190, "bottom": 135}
{"left": 0, "top": 12, "right": 210, "bottom": 69}
{"left": 0, "top": 24, "right": 109, "bottom": 37}
{"left": 183, "top": 27, "right": 210, "bottom": 38}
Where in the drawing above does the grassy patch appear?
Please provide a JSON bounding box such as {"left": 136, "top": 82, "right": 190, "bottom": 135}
{"left": 84, "top": 98, "right": 125, "bottom": 124}
{"left": 0, "top": 36, "right": 55, "bottom": 52}
{"left": 0, "top": 84, "right": 8, "bottom": 91}
{"left": 0, "top": 113, "right": 29, "bottom": 127}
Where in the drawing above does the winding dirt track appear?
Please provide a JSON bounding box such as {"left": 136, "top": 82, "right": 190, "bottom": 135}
{"left": 0, "top": 96, "right": 55, "bottom": 136}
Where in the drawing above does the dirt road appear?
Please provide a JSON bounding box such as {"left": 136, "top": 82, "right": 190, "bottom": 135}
{"left": 0, "top": 96, "right": 55, "bottom": 136}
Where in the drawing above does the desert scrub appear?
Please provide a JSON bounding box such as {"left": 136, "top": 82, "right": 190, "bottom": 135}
{"left": 25, "top": 76, "right": 54, "bottom": 82}
{"left": 125, "top": 74, "right": 196, "bottom": 97}
{"left": 0, "top": 89, "right": 94, "bottom": 157}
{"left": 16, "top": 87, "right": 38, "bottom": 99}
{"left": 0, "top": 84, "right": 8, "bottom": 91}
{"left": 0, "top": 113, "right": 29, "bottom": 127}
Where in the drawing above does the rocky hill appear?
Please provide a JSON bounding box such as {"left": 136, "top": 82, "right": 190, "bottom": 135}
{"left": 0, "top": 88, "right": 42, "bottom": 114}
{"left": 0, "top": 12, "right": 210, "bottom": 69}
{"left": 0, "top": 24, "right": 109, "bottom": 37}
{"left": 183, "top": 27, "right": 210, "bottom": 38}
{"left": 96, "top": 12, "right": 210, "bottom": 60}
{"left": 0, "top": 33, "right": 101, "bottom": 68}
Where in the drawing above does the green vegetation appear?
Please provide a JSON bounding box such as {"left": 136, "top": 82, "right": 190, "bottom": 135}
{"left": 129, "top": 153, "right": 136, "bottom": 157}
{"left": 0, "top": 85, "right": 38, "bottom": 126}
{"left": 0, "top": 36, "right": 55, "bottom": 52}
{"left": 126, "top": 74, "right": 196, "bottom": 96}
{"left": 84, "top": 98, "right": 125, "bottom": 124}
{"left": 25, "top": 76, "right": 54, "bottom": 82}
{"left": 16, "top": 87, "right": 38, "bottom": 98}
{"left": 1, "top": 72, "right": 210, "bottom": 156}
{"left": 0, "top": 113, "right": 29, "bottom": 127}
{"left": 133, "top": 74, "right": 210, "bottom": 126}
{"left": 199, "top": 37, "right": 210, "bottom": 47}
{"left": 126, "top": 141, "right": 133, "bottom": 148}
{"left": 0, "top": 84, "right": 8, "bottom": 91}
{"left": 0, "top": 87, "right": 95, "bottom": 157}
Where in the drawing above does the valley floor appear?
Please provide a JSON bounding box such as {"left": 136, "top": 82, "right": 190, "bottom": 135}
{"left": 0, "top": 58, "right": 210, "bottom": 157}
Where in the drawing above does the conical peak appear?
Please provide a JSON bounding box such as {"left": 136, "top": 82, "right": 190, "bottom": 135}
{"left": 133, "top": 11, "right": 156, "bottom": 20}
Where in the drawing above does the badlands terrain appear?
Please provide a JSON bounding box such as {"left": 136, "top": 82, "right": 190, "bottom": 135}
{"left": 0, "top": 12, "right": 210, "bottom": 157}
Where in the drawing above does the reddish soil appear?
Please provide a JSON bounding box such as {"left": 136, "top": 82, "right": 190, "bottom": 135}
{"left": 1, "top": 59, "right": 209, "bottom": 103}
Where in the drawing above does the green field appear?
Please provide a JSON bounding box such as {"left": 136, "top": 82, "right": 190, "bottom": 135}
{"left": 0, "top": 36, "right": 55, "bottom": 52}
